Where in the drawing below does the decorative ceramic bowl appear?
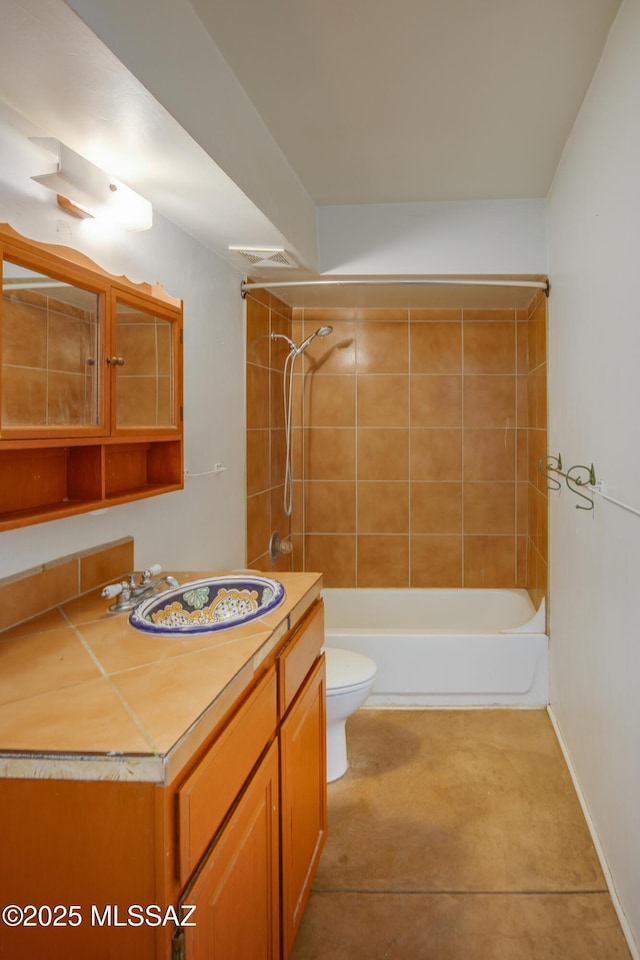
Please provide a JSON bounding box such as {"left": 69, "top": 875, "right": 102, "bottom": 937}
{"left": 129, "top": 575, "right": 285, "bottom": 635}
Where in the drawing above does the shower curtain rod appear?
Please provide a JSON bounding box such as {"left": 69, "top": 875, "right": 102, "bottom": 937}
{"left": 240, "top": 277, "right": 550, "bottom": 297}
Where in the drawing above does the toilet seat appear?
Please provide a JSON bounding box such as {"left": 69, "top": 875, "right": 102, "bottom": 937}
{"left": 323, "top": 647, "right": 377, "bottom": 695}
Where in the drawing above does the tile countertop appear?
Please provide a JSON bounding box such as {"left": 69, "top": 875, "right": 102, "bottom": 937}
{"left": 0, "top": 571, "right": 322, "bottom": 785}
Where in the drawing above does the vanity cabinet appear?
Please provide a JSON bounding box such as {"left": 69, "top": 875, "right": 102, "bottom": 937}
{"left": 181, "top": 741, "right": 281, "bottom": 959}
{"left": 0, "top": 596, "right": 326, "bottom": 960}
{"left": 279, "top": 609, "right": 327, "bottom": 956}
{"left": 0, "top": 224, "right": 183, "bottom": 530}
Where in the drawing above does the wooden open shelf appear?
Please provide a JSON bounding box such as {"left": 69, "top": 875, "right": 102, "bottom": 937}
{"left": 0, "top": 440, "right": 183, "bottom": 531}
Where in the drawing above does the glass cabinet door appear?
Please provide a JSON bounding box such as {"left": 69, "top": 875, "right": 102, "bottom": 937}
{"left": 113, "top": 297, "right": 178, "bottom": 431}
{"left": 1, "top": 259, "right": 101, "bottom": 433}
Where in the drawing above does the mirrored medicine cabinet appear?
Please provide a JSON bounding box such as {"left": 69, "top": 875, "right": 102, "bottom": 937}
{"left": 0, "top": 224, "right": 183, "bottom": 530}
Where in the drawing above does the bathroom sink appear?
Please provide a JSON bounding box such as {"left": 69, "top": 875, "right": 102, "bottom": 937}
{"left": 129, "top": 575, "right": 285, "bottom": 635}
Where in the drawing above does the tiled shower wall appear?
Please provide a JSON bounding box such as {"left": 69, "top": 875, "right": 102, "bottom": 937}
{"left": 525, "top": 292, "right": 548, "bottom": 610}
{"left": 245, "top": 289, "right": 294, "bottom": 571}
{"left": 246, "top": 291, "right": 548, "bottom": 602}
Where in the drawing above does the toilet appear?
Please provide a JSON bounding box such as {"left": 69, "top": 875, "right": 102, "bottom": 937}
{"left": 323, "top": 647, "right": 377, "bottom": 782}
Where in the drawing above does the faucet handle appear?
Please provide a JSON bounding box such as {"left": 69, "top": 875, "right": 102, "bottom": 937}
{"left": 143, "top": 564, "right": 163, "bottom": 580}
{"left": 102, "top": 583, "right": 124, "bottom": 599}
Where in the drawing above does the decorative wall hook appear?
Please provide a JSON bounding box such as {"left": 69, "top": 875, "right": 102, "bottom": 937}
{"left": 538, "top": 455, "right": 597, "bottom": 511}
{"left": 538, "top": 453, "right": 563, "bottom": 491}
{"left": 565, "top": 464, "right": 597, "bottom": 511}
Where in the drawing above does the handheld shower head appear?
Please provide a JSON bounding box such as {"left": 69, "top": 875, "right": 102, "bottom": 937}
{"left": 296, "top": 325, "right": 333, "bottom": 354}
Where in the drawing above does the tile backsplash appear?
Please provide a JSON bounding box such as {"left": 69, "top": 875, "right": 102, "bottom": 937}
{"left": 0, "top": 538, "right": 134, "bottom": 633}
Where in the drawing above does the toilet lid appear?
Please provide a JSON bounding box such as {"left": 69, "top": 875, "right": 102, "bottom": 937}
{"left": 323, "top": 647, "right": 377, "bottom": 691}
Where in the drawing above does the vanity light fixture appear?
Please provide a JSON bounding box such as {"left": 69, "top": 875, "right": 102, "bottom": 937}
{"left": 30, "top": 138, "right": 153, "bottom": 232}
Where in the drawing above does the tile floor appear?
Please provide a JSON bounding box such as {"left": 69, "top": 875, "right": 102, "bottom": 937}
{"left": 291, "top": 709, "right": 632, "bottom": 959}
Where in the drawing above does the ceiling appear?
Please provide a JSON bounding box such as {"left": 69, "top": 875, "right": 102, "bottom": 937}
{"left": 190, "top": 0, "right": 622, "bottom": 205}
{"left": 0, "top": 0, "right": 622, "bottom": 307}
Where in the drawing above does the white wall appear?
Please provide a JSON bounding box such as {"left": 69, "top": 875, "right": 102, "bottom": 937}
{"left": 63, "top": 0, "right": 318, "bottom": 270}
{"left": 546, "top": 0, "right": 640, "bottom": 949}
{"left": 317, "top": 199, "right": 547, "bottom": 275}
{"left": 0, "top": 104, "right": 247, "bottom": 579}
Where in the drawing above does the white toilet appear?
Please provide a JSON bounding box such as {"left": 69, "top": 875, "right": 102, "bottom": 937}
{"left": 323, "top": 647, "right": 377, "bottom": 782}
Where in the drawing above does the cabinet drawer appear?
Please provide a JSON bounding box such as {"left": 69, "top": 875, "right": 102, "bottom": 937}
{"left": 178, "top": 667, "right": 277, "bottom": 884}
{"left": 278, "top": 600, "right": 324, "bottom": 716}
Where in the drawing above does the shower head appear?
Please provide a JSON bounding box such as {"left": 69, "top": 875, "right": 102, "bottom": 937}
{"left": 296, "top": 325, "right": 333, "bottom": 355}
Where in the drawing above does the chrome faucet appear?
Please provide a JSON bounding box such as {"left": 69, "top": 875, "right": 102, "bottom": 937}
{"left": 102, "top": 565, "right": 179, "bottom": 613}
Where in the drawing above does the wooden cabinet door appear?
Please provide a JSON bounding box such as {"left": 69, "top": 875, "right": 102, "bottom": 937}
{"left": 279, "top": 656, "right": 327, "bottom": 957}
{"left": 182, "top": 740, "right": 280, "bottom": 960}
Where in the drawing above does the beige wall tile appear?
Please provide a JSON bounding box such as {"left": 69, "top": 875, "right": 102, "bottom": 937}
{"left": 409, "top": 308, "right": 462, "bottom": 323}
{"left": 463, "top": 321, "right": 516, "bottom": 374}
{"left": 305, "top": 374, "right": 356, "bottom": 427}
{"left": 463, "top": 309, "right": 515, "bottom": 323}
{"left": 411, "top": 536, "right": 463, "bottom": 587}
{"left": 306, "top": 428, "right": 356, "bottom": 481}
{"left": 516, "top": 534, "right": 528, "bottom": 587}
{"left": 357, "top": 429, "right": 409, "bottom": 481}
{"left": 271, "top": 428, "right": 287, "bottom": 491}
{"left": 357, "top": 535, "right": 409, "bottom": 587}
{"left": 411, "top": 482, "right": 462, "bottom": 534}
{"left": 464, "top": 535, "right": 517, "bottom": 587}
{"left": 410, "top": 322, "right": 462, "bottom": 373}
{"left": 358, "top": 482, "right": 410, "bottom": 533}
{"left": 270, "top": 368, "right": 285, "bottom": 431}
{"left": 270, "top": 485, "right": 291, "bottom": 543}
{"left": 464, "top": 483, "right": 516, "bottom": 535}
{"left": 357, "top": 321, "right": 408, "bottom": 373}
{"left": 246, "top": 491, "right": 271, "bottom": 566}
{"left": 246, "top": 363, "right": 270, "bottom": 430}
{"left": 517, "top": 320, "right": 529, "bottom": 373}
{"left": 246, "top": 298, "right": 270, "bottom": 366}
{"left": 80, "top": 538, "right": 134, "bottom": 593}
{"left": 357, "top": 375, "right": 409, "bottom": 427}
{"left": 303, "top": 307, "right": 355, "bottom": 325}
{"left": 411, "top": 429, "right": 462, "bottom": 481}
{"left": 0, "top": 560, "right": 78, "bottom": 632}
{"left": 305, "top": 535, "right": 356, "bottom": 586}
{"left": 463, "top": 429, "right": 516, "bottom": 481}
{"left": 411, "top": 375, "right": 462, "bottom": 428}
{"left": 305, "top": 481, "right": 356, "bottom": 533}
{"left": 463, "top": 376, "right": 516, "bottom": 428}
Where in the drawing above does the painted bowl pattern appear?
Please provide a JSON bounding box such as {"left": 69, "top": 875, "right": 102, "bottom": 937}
{"left": 129, "top": 575, "right": 285, "bottom": 635}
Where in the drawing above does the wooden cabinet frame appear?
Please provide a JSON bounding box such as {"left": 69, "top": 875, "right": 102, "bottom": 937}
{"left": 0, "top": 598, "right": 327, "bottom": 960}
{"left": 0, "top": 224, "right": 183, "bottom": 530}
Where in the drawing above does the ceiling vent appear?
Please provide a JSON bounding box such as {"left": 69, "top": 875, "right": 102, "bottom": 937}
{"left": 229, "top": 246, "right": 298, "bottom": 268}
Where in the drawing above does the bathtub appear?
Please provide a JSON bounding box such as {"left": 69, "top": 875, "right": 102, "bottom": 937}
{"left": 322, "top": 588, "right": 548, "bottom": 707}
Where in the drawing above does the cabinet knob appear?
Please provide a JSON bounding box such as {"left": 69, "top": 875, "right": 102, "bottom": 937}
{"left": 106, "top": 356, "right": 125, "bottom": 366}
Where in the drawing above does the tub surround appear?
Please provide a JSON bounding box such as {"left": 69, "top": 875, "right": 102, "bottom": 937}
{"left": 245, "top": 291, "right": 548, "bottom": 604}
{"left": 0, "top": 567, "right": 322, "bottom": 783}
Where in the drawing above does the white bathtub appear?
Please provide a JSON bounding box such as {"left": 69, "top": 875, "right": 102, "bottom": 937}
{"left": 322, "top": 588, "right": 548, "bottom": 708}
